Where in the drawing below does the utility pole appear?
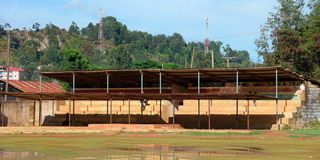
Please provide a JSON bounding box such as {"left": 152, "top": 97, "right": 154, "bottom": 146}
{"left": 5, "top": 31, "right": 10, "bottom": 100}
{"left": 98, "top": 8, "right": 105, "bottom": 53}
{"left": 191, "top": 46, "right": 195, "bottom": 68}
{"left": 204, "top": 16, "right": 209, "bottom": 54}
{"left": 223, "top": 57, "right": 236, "bottom": 68}
{"left": 211, "top": 50, "right": 214, "bottom": 68}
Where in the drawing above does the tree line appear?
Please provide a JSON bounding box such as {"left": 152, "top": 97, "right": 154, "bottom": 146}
{"left": 0, "top": 17, "right": 251, "bottom": 81}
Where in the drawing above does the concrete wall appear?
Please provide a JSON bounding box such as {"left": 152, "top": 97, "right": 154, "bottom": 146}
{"left": 0, "top": 100, "right": 55, "bottom": 126}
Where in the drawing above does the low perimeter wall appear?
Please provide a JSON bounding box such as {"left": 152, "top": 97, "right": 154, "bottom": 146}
{"left": 0, "top": 100, "right": 55, "bottom": 126}
{"left": 43, "top": 114, "right": 281, "bottom": 129}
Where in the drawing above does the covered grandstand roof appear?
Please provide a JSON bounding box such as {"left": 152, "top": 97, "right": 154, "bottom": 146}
{"left": 0, "top": 66, "right": 316, "bottom": 101}
{"left": 40, "top": 66, "right": 305, "bottom": 87}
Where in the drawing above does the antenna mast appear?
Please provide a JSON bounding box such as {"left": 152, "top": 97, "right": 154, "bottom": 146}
{"left": 204, "top": 16, "right": 209, "bottom": 54}
{"left": 99, "top": 8, "right": 105, "bottom": 53}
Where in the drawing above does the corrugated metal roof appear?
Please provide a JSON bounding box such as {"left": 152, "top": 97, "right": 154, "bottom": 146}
{"left": 0, "top": 80, "right": 63, "bottom": 93}
{"left": 0, "top": 66, "right": 24, "bottom": 72}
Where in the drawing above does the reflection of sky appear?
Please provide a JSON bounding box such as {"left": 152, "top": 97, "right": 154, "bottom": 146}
{"left": 0, "top": 0, "right": 281, "bottom": 62}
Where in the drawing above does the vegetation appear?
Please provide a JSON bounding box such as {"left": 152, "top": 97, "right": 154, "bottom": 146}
{"left": 256, "top": 0, "right": 320, "bottom": 80}
{"left": 0, "top": 131, "right": 320, "bottom": 159}
{"left": 0, "top": 18, "right": 253, "bottom": 81}
{"left": 306, "top": 120, "right": 320, "bottom": 129}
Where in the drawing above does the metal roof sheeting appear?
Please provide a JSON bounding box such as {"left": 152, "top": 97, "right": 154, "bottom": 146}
{"left": 0, "top": 80, "right": 63, "bottom": 93}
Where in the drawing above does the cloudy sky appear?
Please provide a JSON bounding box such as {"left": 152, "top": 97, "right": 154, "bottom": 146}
{"left": 0, "top": 0, "right": 279, "bottom": 62}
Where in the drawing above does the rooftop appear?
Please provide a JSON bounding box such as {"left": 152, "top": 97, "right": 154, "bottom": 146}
{"left": 0, "top": 66, "right": 24, "bottom": 72}
{"left": 0, "top": 80, "right": 63, "bottom": 93}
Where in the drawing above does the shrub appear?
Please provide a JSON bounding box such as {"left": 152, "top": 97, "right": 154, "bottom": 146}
{"left": 307, "top": 120, "right": 320, "bottom": 129}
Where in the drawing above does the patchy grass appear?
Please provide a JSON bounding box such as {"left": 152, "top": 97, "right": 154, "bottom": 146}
{"left": 181, "top": 130, "right": 261, "bottom": 136}
{"left": 286, "top": 129, "right": 320, "bottom": 138}
{"left": 0, "top": 131, "right": 319, "bottom": 160}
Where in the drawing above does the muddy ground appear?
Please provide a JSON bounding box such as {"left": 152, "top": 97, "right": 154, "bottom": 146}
{"left": 0, "top": 127, "right": 319, "bottom": 160}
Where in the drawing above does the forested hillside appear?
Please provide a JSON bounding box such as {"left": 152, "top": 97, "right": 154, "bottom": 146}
{"left": 0, "top": 17, "right": 251, "bottom": 81}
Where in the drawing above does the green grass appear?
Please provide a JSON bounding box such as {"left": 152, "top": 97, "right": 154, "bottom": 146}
{"left": 0, "top": 130, "right": 319, "bottom": 159}
{"left": 182, "top": 130, "right": 261, "bottom": 136}
{"left": 286, "top": 129, "right": 320, "bottom": 137}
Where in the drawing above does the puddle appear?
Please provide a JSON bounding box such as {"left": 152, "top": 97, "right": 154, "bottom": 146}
{"left": 0, "top": 145, "right": 264, "bottom": 159}
{"left": 228, "top": 146, "right": 264, "bottom": 154}
{"left": 0, "top": 150, "right": 48, "bottom": 159}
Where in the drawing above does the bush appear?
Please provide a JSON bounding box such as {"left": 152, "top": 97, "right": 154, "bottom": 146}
{"left": 307, "top": 120, "right": 320, "bottom": 129}
{"left": 282, "top": 124, "right": 292, "bottom": 130}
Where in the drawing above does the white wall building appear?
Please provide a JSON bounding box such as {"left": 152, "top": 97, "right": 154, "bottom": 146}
{"left": 0, "top": 66, "right": 24, "bottom": 80}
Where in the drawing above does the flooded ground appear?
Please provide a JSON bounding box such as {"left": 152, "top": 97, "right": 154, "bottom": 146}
{"left": 0, "top": 145, "right": 263, "bottom": 160}
{"left": 0, "top": 130, "right": 319, "bottom": 160}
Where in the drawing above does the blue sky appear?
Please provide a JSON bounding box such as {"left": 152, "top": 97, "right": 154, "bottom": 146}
{"left": 0, "top": 0, "right": 279, "bottom": 62}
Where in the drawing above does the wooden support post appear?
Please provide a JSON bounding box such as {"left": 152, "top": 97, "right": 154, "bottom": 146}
{"left": 110, "top": 99, "right": 113, "bottom": 124}
{"left": 159, "top": 100, "right": 162, "bottom": 119}
{"left": 68, "top": 99, "right": 71, "bottom": 126}
{"left": 275, "top": 69, "right": 279, "bottom": 129}
{"left": 197, "top": 99, "right": 200, "bottom": 129}
{"left": 39, "top": 75, "right": 42, "bottom": 126}
{"left": 39, "top": 99, "right": 42, "bottom": 126}
{"left": 172, "top": 101, "right": 175, "bottom": 129}
{"left": 197, "top": 71, "right": 201, "bottom": 94}
{"left": 247, "top": 99, "right": 250, "bottom": 130}
{"left": 106, "top": 73, "right": 109, "bottom": 94}
{"left": 72, "top": 100, "right": 75, "bottom": 126}
{"left": 1, "top": 97, "right": 4, "bottom": 127}
{"left": 140, "top": 71, "right": 144, "bottom": 94}
{"left": 236, "top": 99, "right": 239, "bottom": 129}
{"left": 236, "top": 70, "right": 239, "bottom": 94}
{"left": 33, "top": 100, "right": 36, "bottom": 126}
{"left": 106, "top": 100, "right": 109, "bottom": 123}
{"left": 208, "top": 100, "right": 211, "bottom": 130}
{"left": 159, "top": 71, "right": 162, "bottom": 94}
{"left": 128, "top": 99, "right": 131, "bottom": 124}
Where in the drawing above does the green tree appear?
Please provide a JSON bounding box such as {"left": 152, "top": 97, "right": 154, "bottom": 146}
{"left": 13, "top": 40, "right": 41, "bottom": 80}
{"left": 303, "top": 0, "right": 320, "bottom": 79}
{"left": 68, "top": 21, "right": 80, "bottom": 36}
{"left": 133, "top": 60, "right": 161, "bottom": 69}
{"left": 107, "top": 45, "right": 132, "bottom": 69}
{"left": 255, "top": 0, "right": 306, "bottom": 70}
{"left": 81, "top": 22, "right": 98, "bottom": 41}
{"left": 62, "top": 48, "right": 90, "bottom": 71}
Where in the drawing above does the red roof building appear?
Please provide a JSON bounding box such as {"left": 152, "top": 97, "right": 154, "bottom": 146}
{"left": 0, "top": 80, "right": 63, "bottom": 93}
{"left": 0, "top": 66, "right": 24, "bottom": 80}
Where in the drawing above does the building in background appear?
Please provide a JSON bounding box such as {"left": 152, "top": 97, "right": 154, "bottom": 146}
{"left": 0, "top": 66, "right": 24, "bottom": 80}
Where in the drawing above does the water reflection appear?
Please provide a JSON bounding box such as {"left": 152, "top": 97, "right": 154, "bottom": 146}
{"left": 0, "top": 150, "right": 46, "bottom": 159}
{"left": 0, "top": 145, "right": 263, "bottom": 159}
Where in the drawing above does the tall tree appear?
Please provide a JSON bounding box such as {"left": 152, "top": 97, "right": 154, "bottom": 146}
{"left": 62, "top": 48, "right": 90, "bottom": 71}
{"left": 68, "top": 21, "right": 80, "bottom": 36}
{"left": 255, "top": 0, "right": 306, "bottom": 70}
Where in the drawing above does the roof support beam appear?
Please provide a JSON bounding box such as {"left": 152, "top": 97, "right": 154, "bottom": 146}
{"left": 159, "top": 71, "right": 162, "bottom": 94}
{"left": 140, "top": 70, "right": 144, "bottom": 94}
{"left": 275, "top": 68, "right": 279, "bottom": 130}
{"left": 106, "top": 73, "right": 109, "bottom": 94}
{"left": 198, "top": 70, "right": 201, "bottom": 94}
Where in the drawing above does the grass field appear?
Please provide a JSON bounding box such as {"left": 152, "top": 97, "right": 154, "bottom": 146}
{"left": 0, "top": 130, "right": 319, "bottom": 160}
